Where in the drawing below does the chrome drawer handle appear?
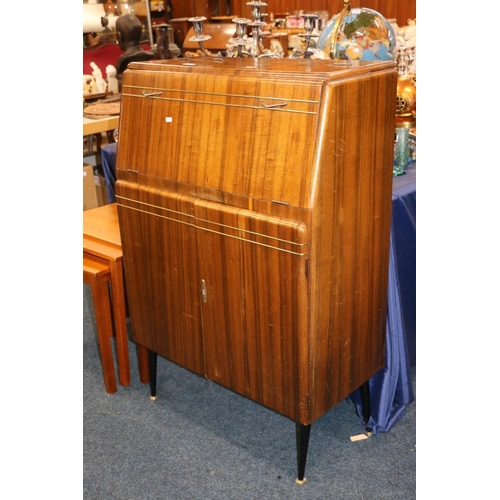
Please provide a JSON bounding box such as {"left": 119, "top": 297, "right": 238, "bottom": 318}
{"left": 259, "top": 100, "right": 288, "bottom": 109}
{"left": 141, "top": 90, "right": 162, "bottom": 97}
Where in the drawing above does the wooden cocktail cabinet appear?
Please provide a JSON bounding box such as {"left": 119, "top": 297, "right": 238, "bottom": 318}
{"left": 115, "top": 57, "right": 397, "bottom": 482}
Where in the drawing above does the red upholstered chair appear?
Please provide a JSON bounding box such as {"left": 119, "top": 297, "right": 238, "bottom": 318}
{"left": 83, "top": 36, "right": 152, "bottom": 80}
{"left": 83, "top": 38, "right": 121, "bottom": 154}
{"left": 83, "top": 37, "right": 154, "bottom": 154}
{"left": 84, "top": 36, "right": 124, "bottom": 78}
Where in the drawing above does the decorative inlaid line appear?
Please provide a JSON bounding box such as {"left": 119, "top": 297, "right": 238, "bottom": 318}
{"left": 116, "top": 197, "right": 308, "bottom": 256}
{"left": 123, "top": 84, "right": 321, "bottom": 104}
{"left": 121, "top": 92, "right": 318, "bottom": 115}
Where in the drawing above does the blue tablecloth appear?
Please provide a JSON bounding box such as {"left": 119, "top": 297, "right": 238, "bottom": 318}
{"left": 351, "top": 162, "right": 416, "bottom": 434}
{"left": 391, "top": 163, "right": 416, "bottom": 365}
{"left": 104, "top": 142, "right": 416, "bottom": 433}
{"left": 101, "top": 143, "right": 118, "bottom": 204}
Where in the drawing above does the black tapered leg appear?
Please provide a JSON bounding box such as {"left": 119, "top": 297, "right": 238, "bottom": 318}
{"left": 295, "top": 423, "right": 311, "bottom": 484}
{"left": 148, "top": 350, "right": 158, "bottom": 401}
{"left": 359, "top": 380, "right": 373, "bottom": 436}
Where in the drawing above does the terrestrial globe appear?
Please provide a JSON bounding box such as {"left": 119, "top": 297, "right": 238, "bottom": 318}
{"left": 316, "top": 5, "right": 396, "bottom": 61}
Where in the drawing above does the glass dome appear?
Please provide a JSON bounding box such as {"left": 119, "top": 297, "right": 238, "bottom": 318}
{"left": 316, "top": 6, "right": 396, "bottom": 62}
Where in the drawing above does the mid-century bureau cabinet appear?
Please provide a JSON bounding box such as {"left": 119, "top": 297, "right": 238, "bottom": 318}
{"left": 115, "top": 57, "right": 397, "bottom": 481}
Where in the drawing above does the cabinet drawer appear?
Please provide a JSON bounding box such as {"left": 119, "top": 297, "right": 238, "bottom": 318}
{"left": 117, "top": 71, "right": 321, "bottom": 208}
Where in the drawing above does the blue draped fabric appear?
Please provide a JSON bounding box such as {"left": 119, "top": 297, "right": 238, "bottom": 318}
{"left": 351, "top": 162, "right": 416, "bottom": 434}
{"left": 101, "top": 143, "right": 118, "bottom": 204}
{"left": 391, "top": 164, "right": 416, "bottom": 365}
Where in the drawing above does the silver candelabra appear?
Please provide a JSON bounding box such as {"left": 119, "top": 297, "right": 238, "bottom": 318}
{"left": 188, "top": 3, "right": 321, "bottom": 59}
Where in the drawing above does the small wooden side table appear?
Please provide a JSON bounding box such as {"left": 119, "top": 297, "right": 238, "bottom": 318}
{"left": 83, "top": 253, "right": 117, "bottom": 394}
{"left": 83, "top": 204, "right": 149, "bottom": 385}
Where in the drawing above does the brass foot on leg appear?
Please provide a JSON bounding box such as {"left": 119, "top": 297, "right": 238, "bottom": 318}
{"left": 295, "top": 477, "right": 306, "bottom": 485}
{"left": 149, "top": 395, "right": 157, "bottom": 401}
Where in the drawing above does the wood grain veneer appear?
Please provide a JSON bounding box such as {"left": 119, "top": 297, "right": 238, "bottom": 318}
{"left": 116, "top": 57, "right": 397, "bottom": 425}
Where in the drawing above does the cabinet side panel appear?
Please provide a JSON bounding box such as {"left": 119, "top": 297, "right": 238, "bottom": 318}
{"left": 116, "top": 181, "right": 205, "bottom": 376}
{"left": 309, "top": 70, "right": 398, "bottom": 421}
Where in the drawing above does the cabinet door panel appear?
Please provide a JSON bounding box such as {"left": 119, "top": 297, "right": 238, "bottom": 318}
{"left": 194, "top": 199, "right": 309, "bottom": 421}
{"left": 116, "top": 181, "right": 205, "bottom": 376}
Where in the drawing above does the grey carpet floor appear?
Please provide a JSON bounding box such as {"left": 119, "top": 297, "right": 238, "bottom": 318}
{"left": 83, "top": 284, "right": 416, "bottom": 499}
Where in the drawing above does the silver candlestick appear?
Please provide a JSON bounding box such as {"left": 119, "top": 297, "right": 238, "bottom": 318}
{"left": 294, "top": 14, "right": 319, "bottom": 58}
{"left": 246, "top": 1, "right": 273, "bottom": 58}
{"left": 228, "top": 18, "right": 253, "bottom": 57}
{"left": 188, "top": 16, "right": 221, "bottom": 57}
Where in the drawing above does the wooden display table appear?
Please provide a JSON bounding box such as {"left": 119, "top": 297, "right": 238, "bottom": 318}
{"left": 83, "top": 203, "right": 149, "bottom": 386}
{"left": 83, "top": 116, "right": 120, "bottom": 137}
{"left": 83, "top": 253, "right": 117, "bottom": 394}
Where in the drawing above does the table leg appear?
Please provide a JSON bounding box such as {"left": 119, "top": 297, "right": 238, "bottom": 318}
{"left": 84, "top": 270, "right": 117, "bottom": 394}
{"left": 86, "top": 135, "right": 93, "bottom": 156}
{"left": 109, "top": 260, "right": 131, "bottom": 386}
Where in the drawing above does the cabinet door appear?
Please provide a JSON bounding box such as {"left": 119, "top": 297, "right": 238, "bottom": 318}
{"left": 194, "top": 199, "right": 309, "bottom": 421}
{"left": 117, "top": 181, "right": 205, "bottom": 376}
